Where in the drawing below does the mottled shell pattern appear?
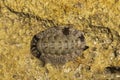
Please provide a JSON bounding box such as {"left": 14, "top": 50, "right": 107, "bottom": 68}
{"left": 31, "top": 25, "right": 88, "bottom": 66}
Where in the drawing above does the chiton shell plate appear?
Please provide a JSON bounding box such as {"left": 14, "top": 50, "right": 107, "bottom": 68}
{"left": 31, "top": 25, "right": 88, "bottom": 66}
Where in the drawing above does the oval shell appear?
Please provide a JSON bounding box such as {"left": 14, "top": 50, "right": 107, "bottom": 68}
{"left": 31, "top": 25, "right": 88, "bottom": 66}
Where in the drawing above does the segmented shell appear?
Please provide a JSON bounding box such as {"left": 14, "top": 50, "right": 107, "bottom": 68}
{"left": 31, "top": 25, "right": 88, "bottom": 66}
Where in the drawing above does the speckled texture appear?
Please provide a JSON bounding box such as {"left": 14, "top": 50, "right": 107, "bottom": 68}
{"left": 31, "top": 25, "right": 87, "bottom": 66}
{"left": 0, "top": 0, "right": 120, "bottom": 80}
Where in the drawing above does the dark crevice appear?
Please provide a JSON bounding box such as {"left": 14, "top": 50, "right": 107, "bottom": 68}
{"left": 105, "top": 66, "right": 120, "bottom": 73}
{"left": 3, "top": 1, "right": 58, "bottom": 28}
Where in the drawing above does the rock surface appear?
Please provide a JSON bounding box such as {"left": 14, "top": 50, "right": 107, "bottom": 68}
{"left": 0, "top": 0, "right": 120, "bottom": 80}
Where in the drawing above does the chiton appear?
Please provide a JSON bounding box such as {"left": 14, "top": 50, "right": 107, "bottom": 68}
{"left": 31, "top": 25, "right": 88, "bottom": 66}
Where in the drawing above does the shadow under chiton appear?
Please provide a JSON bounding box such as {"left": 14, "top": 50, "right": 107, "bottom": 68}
{"left": 31, "top": 25, "right": 88, "bottom": 66}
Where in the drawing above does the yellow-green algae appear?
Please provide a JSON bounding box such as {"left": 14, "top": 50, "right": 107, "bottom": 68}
{"left": 0, "top": 0, "right": 120, "bottom": 80}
